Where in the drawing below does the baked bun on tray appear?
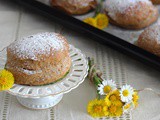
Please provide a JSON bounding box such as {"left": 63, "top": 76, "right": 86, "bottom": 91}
{"left": 51, "top": 0, "right": 97, "bottom": 15}
{"left": 151, "top": 0, "right": 160, "bottom": 4}
{"left": 105, "top": 0, "right": 158, "bottom": 29}
{"left": 137, "top": 25, "right": 160, "bottom": 57}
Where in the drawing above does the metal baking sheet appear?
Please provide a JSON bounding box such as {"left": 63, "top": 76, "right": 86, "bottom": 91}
{"left": 37, "top": 0, "right": 160, "bottom": 44}
{"left": 11, "top": 0, "right": 160, "bottom": 70}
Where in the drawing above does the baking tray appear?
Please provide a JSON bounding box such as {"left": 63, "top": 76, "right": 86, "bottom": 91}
{"left": 11, "top": 0, "right": 160, "bottom": 70}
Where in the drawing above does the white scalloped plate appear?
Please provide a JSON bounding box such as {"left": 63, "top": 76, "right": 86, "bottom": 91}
{"left": 0, "top": 45, "right": 88, "bottom": 98}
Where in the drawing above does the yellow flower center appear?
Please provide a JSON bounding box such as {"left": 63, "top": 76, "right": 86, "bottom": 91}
{"left": 93, "top": 105, "right": 102, "bottom": 113}
{"left": 0, "top": 78, "right": 7, "bottom": 85}
{"left": 124, "top": 104, "right": 130, "bottom": 110}
{"left": 103, "top": 85, "right": 111, "bottom": 93}
{"left": 97, "top": 18, "right": 104, "bottom": 26}
{"left": 109, "top": 105, "right": 117, "bottom": 113}
{"left": 122, "top": 90, "right": 129, "bottom": 97}
{"left": 109, "top": 95, "right": 117, "bottom": 101}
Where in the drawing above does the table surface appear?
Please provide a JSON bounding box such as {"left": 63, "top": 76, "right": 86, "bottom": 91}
{"left": 0, "top": 0, "right": 160, "bottom": 120}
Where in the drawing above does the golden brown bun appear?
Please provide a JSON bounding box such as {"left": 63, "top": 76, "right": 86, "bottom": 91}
{"left": 6, "top": 32, "right": 71, "bottom": 86}
{"left": 105, "top": 0, "right": 159, "bottom": 29}
{"left": 50, "top": 0, "right": 97, "bottom": 15}
{"left": 151, "top": 0, "right": 160, "bottom": 4}
{"left": 137, "top": 25, "right": 160, "bottom": 56}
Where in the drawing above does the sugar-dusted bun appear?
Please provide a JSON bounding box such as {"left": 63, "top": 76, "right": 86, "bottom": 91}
{"left": 137, "top": 25, "right": 160, "bottom": 56}
{"left": 105, "top": 0, "right": 158, "bottom": 29}
{"left": 151, "top": 0, "right": 160, "bottom": 4}
{"left": 51, "top": 0, "right": 97, "bottom": 15}
{"left": 6, "top": 32, "right": 71, "bottom": 86}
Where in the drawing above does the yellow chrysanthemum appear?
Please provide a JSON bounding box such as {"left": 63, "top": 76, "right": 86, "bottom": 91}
{"left": 112, "top": 100, "right": 123, "bottom": 107}
{"left": 133, "top": 101, "right": 138, "bottom": 107}
{"left": 95, "top": 13, "right": 109, "bottom": 29}
{"left": 83, "top": 17, "right": 96, "bottom": 27}
{"left": 108, "top": 104, "right": 123, "bottom": 117}
{"left": 104, "top": 90, "right": 124, "bottom": 116}
{"left": 132, "top": 91, "right": 139, "bottom": 107}
{"left": 102, "top": 102, "right": 109, "bottom": 116}
{"left": 124, "top": 103, "right": 131, "bottom": 110}
{"left": 123, "top": 102, "right": 133, "bottom": 113}
{"left": 0, "top": 69, "right": 14, "bottom": 91}
{"left": 105, "top": 97, "right": 111, "bottom": 106}
{"left": 87, "top": 99, "right": 105, "bottom": 117}
{"left": 105, "top": 90, "right": 121, "bottom": 103}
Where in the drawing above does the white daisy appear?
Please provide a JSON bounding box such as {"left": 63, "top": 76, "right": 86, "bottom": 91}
{"left": 120, "top": 85, "right": 134, "bottom": 103}
{"left": 123, "top": 102, "right": 134, "bottom": 114}
{"left": 97, "top": 79, "right": 117, "bottom": 95}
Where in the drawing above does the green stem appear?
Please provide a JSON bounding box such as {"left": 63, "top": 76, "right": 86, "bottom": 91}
{"left": 94, "top": 0, "right": 104, "bottom": 17}
{"left": 88, "top": 57, "right": 103, "bottom": 99}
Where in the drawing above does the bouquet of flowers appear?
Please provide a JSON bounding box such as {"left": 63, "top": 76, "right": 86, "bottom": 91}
{"left": 87, "top": 58, "right": 139, "bottom": 117}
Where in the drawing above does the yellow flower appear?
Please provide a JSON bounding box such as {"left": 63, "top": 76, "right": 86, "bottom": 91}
{"left": 105, "top": 97, "right": 111, "bottom": 106}
{"left": 103, "top": 102, "right": 110, "bottom": 116}
{"left": 123, "top": 102, "right": 133, "bottom": 113}
{"left": 133, "top": 92, "right": 139, "bottom": 101}
{"left": 83, "top": 17, "right": 96, "bottom": 27}
{"left": 112, "top": 100, "right": 123, "bottom": 107}
{"left": 95, "top": 13, "right": 109, "bottom": 29}
{"left": 132, "top": 91, "right": 139, "bottom": 107}
{"left": 0, "top": 69, "right": 14, "bottom": 91}
{"left": 104, "top": 90, "right": 123, "bottom": 117}
{"left": 124, "top": 103, "right": 131, "bottom": 110}
{"left": 87, "top": 99, "right": 105, "bottom": 117}
{"left": 105, "top": 90, "right": 121, "bottom": 103}
{"left": 108, "top": 104, "right": 123, "bottom": 117}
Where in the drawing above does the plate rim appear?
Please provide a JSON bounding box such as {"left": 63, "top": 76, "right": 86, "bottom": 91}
{"left": 2, "top": 44, "right": 89, "bottom": 98}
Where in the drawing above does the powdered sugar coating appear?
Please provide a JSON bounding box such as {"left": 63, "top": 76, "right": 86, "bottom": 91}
{"left": 21, "top": 69, "right": 42, "bottom": 75}
{"left": 105, "top": 0, "right": 152, "bottom": 20}
{"left": 141, "top": 25, "right": 160, "bottom": 43}
{"left": 8, "top": 32, "right": 65, "bottom": 60}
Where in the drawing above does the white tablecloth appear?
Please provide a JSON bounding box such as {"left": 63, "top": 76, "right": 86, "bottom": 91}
{"left": 0, "top": 0, "right": 160, "bottom": 120}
